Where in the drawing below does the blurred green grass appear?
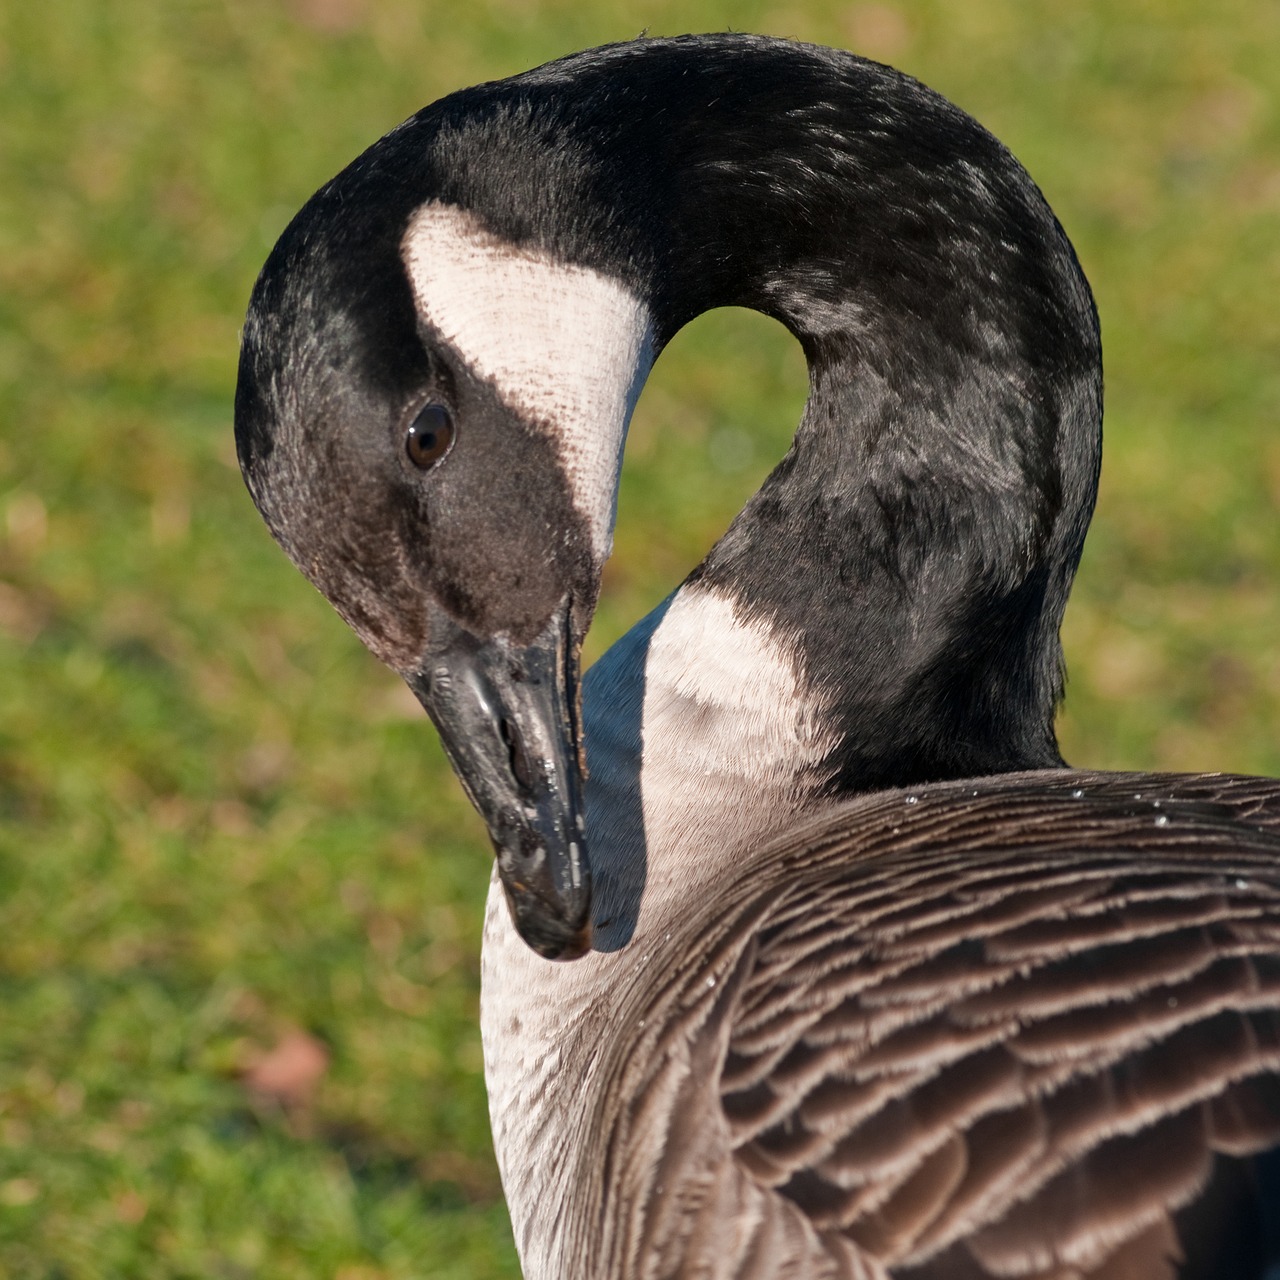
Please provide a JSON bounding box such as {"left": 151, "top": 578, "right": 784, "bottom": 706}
{"left": 1, "top": 1, "right": 1277, "bottom": 1275}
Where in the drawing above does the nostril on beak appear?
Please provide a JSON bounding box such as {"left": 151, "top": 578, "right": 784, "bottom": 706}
{"left": 500, "top": 716, "right": 536, "bottom": 796}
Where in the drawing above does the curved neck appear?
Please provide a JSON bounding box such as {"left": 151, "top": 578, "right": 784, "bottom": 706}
{"left": 571, "top": 38, "right": 1103, "bottom": 789}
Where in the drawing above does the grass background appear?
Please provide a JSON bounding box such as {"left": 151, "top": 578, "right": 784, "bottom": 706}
{"left": 1, "top": 1, "right": 1277, "bottom": 1275}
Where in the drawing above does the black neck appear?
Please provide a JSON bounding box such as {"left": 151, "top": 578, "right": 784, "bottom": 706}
{"left": 406, "top": 35, "right": 1103, "bottom": 791}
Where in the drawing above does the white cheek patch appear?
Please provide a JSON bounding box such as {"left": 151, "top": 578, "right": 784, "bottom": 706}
{"left": 401, "top": 203, "right": 655, "bottom": 560}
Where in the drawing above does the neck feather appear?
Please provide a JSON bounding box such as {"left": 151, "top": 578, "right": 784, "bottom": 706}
{"left": 572, "top": 37, "right": 1104, "bottom": 790}
{"left": 396, "top": 40, "right": 1100, "bottom": 792}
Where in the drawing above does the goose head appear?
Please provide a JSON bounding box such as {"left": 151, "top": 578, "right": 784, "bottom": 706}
{"left": 235, "top": 34, "right": 1101, "bottom": 962}
{"left": 234, "top": 187, "right": 657, "bottom": 959}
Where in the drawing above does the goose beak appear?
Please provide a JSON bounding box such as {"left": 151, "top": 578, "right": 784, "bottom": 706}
{"left": 407, "top": 606, "right": 592, "bottom": 961}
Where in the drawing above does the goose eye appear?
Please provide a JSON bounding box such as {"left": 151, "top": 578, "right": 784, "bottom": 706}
{"left": 405, "top": 403, "right": 455, "bottom": 470}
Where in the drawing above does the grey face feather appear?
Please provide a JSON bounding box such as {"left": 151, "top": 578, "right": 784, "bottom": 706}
{"left": 236, "top": 223, "right": 607, "bottom": 668}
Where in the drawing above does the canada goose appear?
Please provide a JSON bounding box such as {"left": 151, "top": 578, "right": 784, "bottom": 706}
{"left": 234, "top": 33, "right": 1280, "bottom": 1279}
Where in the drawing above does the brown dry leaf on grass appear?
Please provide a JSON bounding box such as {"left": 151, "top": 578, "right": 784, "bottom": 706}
{"left": 241, "top": 1028, "right": 330, "bottom": 1110}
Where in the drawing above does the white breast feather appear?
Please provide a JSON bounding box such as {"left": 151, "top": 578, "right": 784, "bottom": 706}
{"left": 480, "top": 582, "right": 838, "bottom": 1279}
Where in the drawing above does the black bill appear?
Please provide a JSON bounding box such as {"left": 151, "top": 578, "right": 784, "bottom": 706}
{"left": 407, "top": 605, "right": 592, "bottom": 960}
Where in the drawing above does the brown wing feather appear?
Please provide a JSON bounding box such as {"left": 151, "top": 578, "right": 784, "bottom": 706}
{"left": 579, "top": 771, "right": 1280, "bottom": 1279}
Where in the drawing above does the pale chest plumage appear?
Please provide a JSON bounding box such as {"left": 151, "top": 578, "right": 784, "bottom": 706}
{"left": 481, "top": 581, "right": 840, "bottom": 1277}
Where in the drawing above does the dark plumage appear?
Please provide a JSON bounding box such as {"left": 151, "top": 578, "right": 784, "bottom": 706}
{"left": 235, "top": 34, "right": 1280, "bottom": 1278}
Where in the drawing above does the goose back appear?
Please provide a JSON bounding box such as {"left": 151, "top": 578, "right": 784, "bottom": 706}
{"left": 570, "top": 773, "right": 1280, "bottom": 1279}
